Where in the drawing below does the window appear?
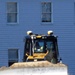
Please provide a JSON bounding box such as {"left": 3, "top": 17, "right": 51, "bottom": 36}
{"left": 46, "top": 42, "right": 54, "bottom": 49}
{"left": 42, "top": 2, "right": 52, "bottom": 22}
{"left": 7, "top": 2, "right": 17, "bottom": 23}
{"left": 8, "top": 49, "right": 18, "bottom": 66}
{"left": 34, "top": 41, "right": 44, "bottom": 53}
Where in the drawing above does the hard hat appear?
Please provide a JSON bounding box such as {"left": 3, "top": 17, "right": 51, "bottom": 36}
{"left": 27, "top": 31, "right": 33, "bottom": 35}
{"left": 47, "top": 30, "right": 53, "bottom": 35}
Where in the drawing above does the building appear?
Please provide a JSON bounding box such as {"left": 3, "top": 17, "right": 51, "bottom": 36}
{"left": 0, "top": 0, "right": 75, "bottom": 75}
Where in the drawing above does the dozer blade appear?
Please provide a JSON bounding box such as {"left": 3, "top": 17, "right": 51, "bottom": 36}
{"left": 0, "top": 61, "right": 68, "bottom": 75}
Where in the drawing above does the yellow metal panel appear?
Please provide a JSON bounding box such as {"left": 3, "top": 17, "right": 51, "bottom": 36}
{"left": 36, "top": 36, "right": 41, "bottom": 38}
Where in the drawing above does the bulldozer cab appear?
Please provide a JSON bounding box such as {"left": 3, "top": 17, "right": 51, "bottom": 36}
{"left": 23, "top": 31, "right": 59, "bottom": 64}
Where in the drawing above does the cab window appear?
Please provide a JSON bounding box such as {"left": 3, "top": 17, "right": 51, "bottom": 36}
{"left": 34, "top": 41, "right": 44, "bottom": 53}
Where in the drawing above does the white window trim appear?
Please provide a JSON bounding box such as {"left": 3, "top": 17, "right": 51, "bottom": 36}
{"left": 6, "top": 2, "right": 19, "bottom": 24}
{"left": 41, "top": 2, "right": 53, "bottom": 25}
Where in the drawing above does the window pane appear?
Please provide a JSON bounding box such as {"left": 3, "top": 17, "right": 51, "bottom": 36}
{"left": 8, "top": 49, "right": 18, "bottom": 60}
{"left": 42, "top": 3, "right": 51, "bottom": 13}
{"left": 46, "top": 42, "right": 54, "bottom": 49}
{"left": 47, "top": 3, "right": 51, "bottom": 12}
{"left": 34, "top": 41, "right": 44, "bottom": 53}
{"left": 7, "top": 3, "right": 17, "bottom": 13}
{"left": 42, "top": 13, "right": 51, "bottom": 22}
{"left": 7, "top": 13, "right": 17, "bottom": 23}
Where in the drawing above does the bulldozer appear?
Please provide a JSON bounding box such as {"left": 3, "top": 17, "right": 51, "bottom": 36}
{"left": 0, "top": 31, "right": 68, "bottom": 75}
{"left": 23, "top": 30, "right": 59, "bottom": 63}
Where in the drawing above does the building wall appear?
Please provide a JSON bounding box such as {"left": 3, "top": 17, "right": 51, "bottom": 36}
{"left": 0, "top": 0, "right": 75, "bottom": 74}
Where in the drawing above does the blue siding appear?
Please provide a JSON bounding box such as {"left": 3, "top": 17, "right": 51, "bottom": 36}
{"left": 0, "top": 0, "right": 75, "bottom": 75}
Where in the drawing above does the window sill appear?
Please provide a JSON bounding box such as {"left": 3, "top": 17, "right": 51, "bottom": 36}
{"left": 41, "top": 22, "right": 53, "bottom": 25}
{"left": 6, "top": 23, "right": 19, "bottom": 26}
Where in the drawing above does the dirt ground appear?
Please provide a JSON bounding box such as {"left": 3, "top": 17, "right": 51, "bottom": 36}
{"left": 0, "top": 61, "right": 67, "bottom": 70}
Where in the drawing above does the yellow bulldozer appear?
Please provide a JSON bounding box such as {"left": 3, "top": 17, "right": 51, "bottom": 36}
{"left": 0, "top": 31, "right": 68, "bottom": 75}
{"left": 23, "top": 30, "right": 59, "bottom": 63}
